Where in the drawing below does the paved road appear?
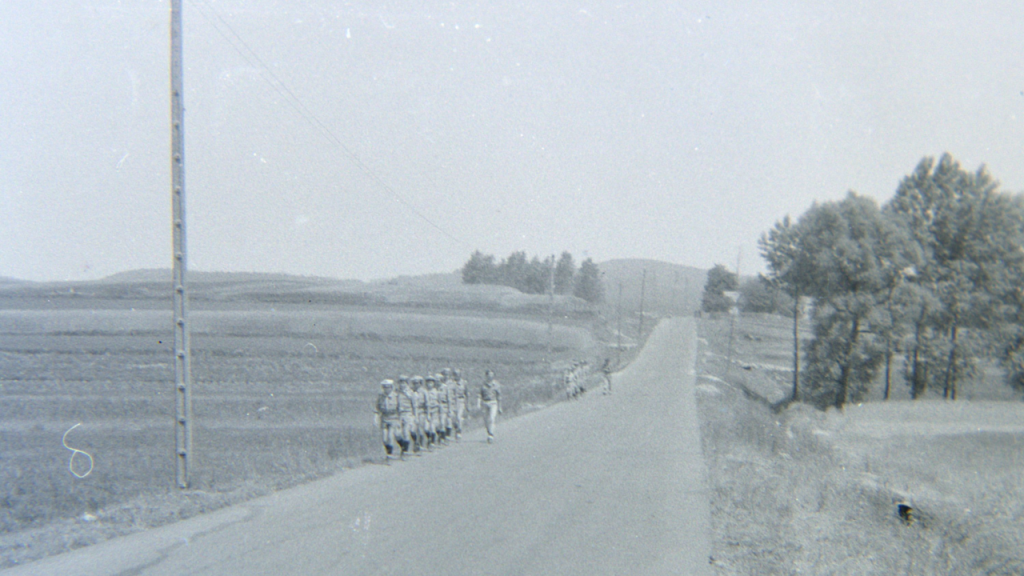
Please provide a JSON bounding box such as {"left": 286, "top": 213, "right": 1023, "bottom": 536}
{"left": 8, "top": 318, "right": 711, "bottom": 576}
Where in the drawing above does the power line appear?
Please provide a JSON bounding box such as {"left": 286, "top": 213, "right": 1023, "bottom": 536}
{"left": 187, "top": 0, "right": 470, "bottom": 248}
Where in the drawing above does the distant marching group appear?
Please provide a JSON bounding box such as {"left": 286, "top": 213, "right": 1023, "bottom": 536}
{"left": 564, "top": 358, "right": 613, "bottom": 400}
{"left": 563, "top": 361, "right": 590, "bottom": 400}
{"left": 373, "top": 368, "right": 502, "bottom": 462}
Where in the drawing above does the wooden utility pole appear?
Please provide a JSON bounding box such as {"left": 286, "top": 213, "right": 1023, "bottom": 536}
{"left": 638, "top": 269, "right": 646, "bottom": 340}
{"left": 170, "top": 0, "right": 194, "bottom": 489}
{"left": 724, "top": 248, "right": 742, "bottom": 377}
{"left": 546, "top": 255, "right": 555, "bottom": 357}
{"left": 616, "top": 281, "right": 623, "bottom": 364}
{"left": 673, "top": 271, "right": 680, "bottom": 316}
{"left": 651, "top": 270, "right": 657, "bottom": 316}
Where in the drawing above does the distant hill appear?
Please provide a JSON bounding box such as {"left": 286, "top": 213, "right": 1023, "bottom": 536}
{"left": 101, "top": 269, "right": 343, "bottom": 285}
{"left": 377, "top": 270, "right": 462, "bottom": 288}
{"left": 597, "top": 259, "right": 706, "bottom": 317}
{"left": 0, "top": 267, "right": 593, "bottom": 316}
{"left": 0, "top": 264, "right": 702, "bottom": 317}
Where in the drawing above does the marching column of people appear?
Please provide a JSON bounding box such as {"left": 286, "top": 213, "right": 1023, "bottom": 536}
{"left": 563, "top": 360, "right": 591, "bottom": 400}
{"left": 374, "top": 367, "right": 500, "bottom": 462}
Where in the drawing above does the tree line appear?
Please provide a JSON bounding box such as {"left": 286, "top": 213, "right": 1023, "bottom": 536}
{"left": 461, "top": 251, "right": 604, "bottom": 304}
{"left": 708, "top": 153, "right": 1024, "bottom": 409}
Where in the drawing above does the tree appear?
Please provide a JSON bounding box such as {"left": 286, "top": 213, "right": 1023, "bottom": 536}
{"left": 574, "top": 258, "right": 604, "bottom": 304}
{"left": 701, "top": 264, "right": 738, "bottom": 313}
{"left": 461, "top": 250, "right": 589, "bottom": 297}
{"left": 759, "top": 215, "right": 813, "bottom": 402}
{"left": 554, "top": 252, "right": 576, "bottom": 295}
{"left": 498, "top": 251, "right": 530, "bottom": 292}
{"left": 462, "top": 251, "right": 497, "bottom": 284}
{"left": 885, "top": 154, "right": 1017, "bottom": 399}
{"left": 983, "top": 195, "right": 1024, "bottom": 395}
{"left": 522, "top": 255, "right": 553, "bottom": 295}
{"left": 798, "top": 193, "right": 916, "bottom": 409}
{"left": 738, "top": 276, "right": 791, "bottom": 314}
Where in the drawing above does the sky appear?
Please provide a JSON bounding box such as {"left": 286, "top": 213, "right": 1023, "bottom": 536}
{"left": 1, "top": 0, "right": 1022, "bottom": 282}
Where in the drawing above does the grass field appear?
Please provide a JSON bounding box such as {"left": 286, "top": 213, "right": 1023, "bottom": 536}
{"left": 0, "top": 302, "right": 605, "bottom": 568}
{"left": 700, "top": 311, "right": 1020, "bottom": 405}
{"left": 697, "top": 313, "right": 1024, "bottom": 574}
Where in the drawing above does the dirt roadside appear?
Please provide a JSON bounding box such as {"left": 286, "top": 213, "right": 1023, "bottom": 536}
{"left": 695, "top": 315, "right": 1024, "bottom": 575}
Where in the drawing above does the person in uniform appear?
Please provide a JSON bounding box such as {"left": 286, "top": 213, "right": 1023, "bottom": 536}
{"left": 451, "top": 368, "right": 468, "bottom": 440}
{"left": 441, "top": 368, "right": 457, "bottom": 441}
{"left": 435, "top": 372, "right": 451, "bottom": 444}
{"left": 575, "top": 361, "right": 587, "bottom": 397}
{"left": 601, "top": 358, "right": 613, "bottom": 395}
{"left": 424, "top": 375, "right": 441, "bottom": 450}
{"left": 374, "top": 379, "right": 400, "bottom": 462}
{"left": 411, "top": 375, "right": 428, "bottom": 452}
{"left": 478, "top": 369, "right": 502, "bottom": 443}
{"left": 396, "top": 376, "right": 416, "bottom": 458}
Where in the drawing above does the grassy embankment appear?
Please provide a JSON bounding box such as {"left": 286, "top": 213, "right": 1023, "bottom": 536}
{"left": 0, "top": 299, "right": 604, "bottom": 568}
{"left": 696, "top": 313, "right": 1024, "bottom": 575}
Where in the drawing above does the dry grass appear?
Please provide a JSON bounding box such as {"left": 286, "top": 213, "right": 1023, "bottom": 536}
{"left": 697, "top": 313, "right": 1024, "bottom": 575}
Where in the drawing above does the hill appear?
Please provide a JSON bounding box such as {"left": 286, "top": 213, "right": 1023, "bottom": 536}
{"left": 0, "top": 261, "right": 707, "bottom": 318}
{"left": 0, "top": 277, "right": 30, "bottom": 287}
{"left": 597, "top": 258, "right": 706, "bottom": 317}
{"left": 100, "top": 269, "right": 344, "bottom": 285}
{"left": 0, "top": 268, "right": 594, "bottom": 316}
{"left": 379, "top": 270, "right": 462, "bottom": 288}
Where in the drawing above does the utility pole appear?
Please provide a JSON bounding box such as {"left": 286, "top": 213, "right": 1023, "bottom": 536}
{"left": 170, "top": 0, "right": 193, "bottom": 489}
{"left": 673, "top": 271, "right": 680, "bottom": 316}
{"left": 638, "top": 269, "right": 646, "bottom": 340}
{"left": 546, "top": 254, "right": 555, "bottom": 357}
{"left": 724, "top": 248, "right": 742, "bottom": 378}
{"left": 616, "top": 281, "right": 623, "bottom": 365}
{"left": 684, "top": 277, "right": 690, "bottom": 314}
{"left": 651, "top": 269, "right": 657, "bottom": 316}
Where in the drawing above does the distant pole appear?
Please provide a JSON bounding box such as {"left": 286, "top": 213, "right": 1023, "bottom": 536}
{"left": 724, "top": 248, "right": 742, "bottom": 377}
{"left": 170, "top": 0, "right": 194, "bottom": 490}
{"left": 673, "top": 271, "right": 680, "bottom": 316}
{"left": 616, "top": 281, "right": 623, "bottom": 365}
{"left": 683, "top": 277, "right": 689, "bottom": 315}
{"left": 638, "top": 269, "right": 646, "bottom": 340}
{"left": 547, "top": 254, "right": 555, "bottom": 357}
{"left": 651, "top": 270, "right": 657, "bottom": 316}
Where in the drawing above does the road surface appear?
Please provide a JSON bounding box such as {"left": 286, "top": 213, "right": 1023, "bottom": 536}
{"left": 7, "top": 318, "right": 711, "bottom": 576}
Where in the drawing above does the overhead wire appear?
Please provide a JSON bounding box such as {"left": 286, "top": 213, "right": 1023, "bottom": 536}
{"left": 186, "top": 0, "right": 471, "bottom": 248}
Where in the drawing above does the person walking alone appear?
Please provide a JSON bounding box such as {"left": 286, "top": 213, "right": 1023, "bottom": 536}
{"left": 478, "top": 369, "right": 502, "bottom": 444}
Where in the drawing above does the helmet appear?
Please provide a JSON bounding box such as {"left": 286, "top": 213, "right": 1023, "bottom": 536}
{"left": 442, "top": 367, "right": 452, "bottom": 377}
{"left": 453, "top": 368, "right": 461, "bottom": 379}
{"left": 398, "top": 374, "right": 410, "bottom": 383}
{"left": 434, "top": 373, "right": 445, "bottom": 383}
{"left": 380, "top": 379, "right": 394, "bottom": 389}
{"left": 425, "top": 375, "right": 437, "bottom": 385}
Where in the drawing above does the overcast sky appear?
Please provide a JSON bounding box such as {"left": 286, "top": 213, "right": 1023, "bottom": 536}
{"left": 2, "top": 0, "right": 1022, "bottom": 282}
